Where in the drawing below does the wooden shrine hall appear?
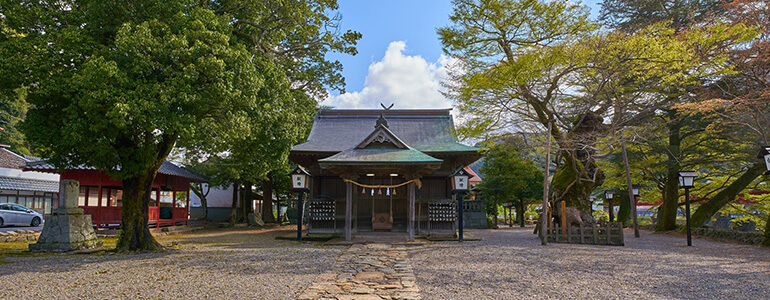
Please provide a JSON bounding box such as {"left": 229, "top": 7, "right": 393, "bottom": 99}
{"left": 24, "top": 160, "right": 207, "bottom": 228}
{"left": 289, "top": 108, "right": 482, "bottom": 241}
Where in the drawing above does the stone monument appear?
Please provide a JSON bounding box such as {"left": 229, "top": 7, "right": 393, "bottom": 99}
{"left": 29, "top": 180, "right": 103, "bottom": 252}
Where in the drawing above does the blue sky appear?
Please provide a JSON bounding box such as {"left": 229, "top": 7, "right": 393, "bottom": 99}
{"left": 324, "top": 0, "right": 602, "bottom": 109}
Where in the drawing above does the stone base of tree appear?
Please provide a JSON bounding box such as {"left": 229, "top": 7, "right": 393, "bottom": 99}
{"left": 28, "top": 213, "right": 103, "bottom": 252}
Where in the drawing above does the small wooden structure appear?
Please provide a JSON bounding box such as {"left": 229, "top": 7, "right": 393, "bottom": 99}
{"left": 290, "top": 109, "right": 483, "bottom": 241}
{"left": 24, "top": 161, "right": 207, "bottom": 228}
{"left": 545, "top": 222, "right": 625, "bottom": 246}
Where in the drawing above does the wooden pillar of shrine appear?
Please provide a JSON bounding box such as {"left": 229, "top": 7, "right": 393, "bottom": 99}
{"left": 408, "top": 182, "right": 415, "bottom": 242}
{"left": 345, "top": 181, "right": 352, "bottom": 241}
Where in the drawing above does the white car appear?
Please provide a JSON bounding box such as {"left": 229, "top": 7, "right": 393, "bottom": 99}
{"left": 0, "top": 203, "right": 44, "bottom": 227}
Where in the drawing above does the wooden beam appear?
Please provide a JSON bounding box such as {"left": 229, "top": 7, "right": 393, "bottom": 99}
{"left": 345, "top": 181, "right": 352, "bottom": 241}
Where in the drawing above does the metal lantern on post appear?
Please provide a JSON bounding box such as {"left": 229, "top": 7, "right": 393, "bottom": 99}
{"left": 604, "top": 190, "right": 614, "bottom": 222}
{"left": 288, "top": 166, "right": 312, "bottom": 242}
{"left": 678, "top": 171, "right": 697, "bottom": 246}
{"left": 758, "top": 146, "right": 770, "bottom": 175}
{"left": 451, "top": 167, "right": 474, "bottom": 242}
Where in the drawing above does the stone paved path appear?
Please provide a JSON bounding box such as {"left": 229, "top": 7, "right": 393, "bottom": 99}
{"left": 298, "top": 244, "right": 421, "bottom": 300}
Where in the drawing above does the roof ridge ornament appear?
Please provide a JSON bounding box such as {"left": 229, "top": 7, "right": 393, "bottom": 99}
{"left": 376, "top": 113, "right": 389, "bottom": 129}
{"left": 376, "top": 103, "right": 394, "bottom": 128}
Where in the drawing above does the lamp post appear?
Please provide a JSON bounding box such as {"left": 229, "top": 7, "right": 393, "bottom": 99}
{"left": 451, "top": 167, "right": 474, "bottom": 242}
{"left": 678, "top": 171, "right": 697, "bottom": 246}
{"left": 288, "top": 166, "right": 311, "bottom": 242}
{"left": 631, "top": 184, "right": 640, "bottom": 238}
{"left": 604, "top": 190, "right": 614, "bottom": 222}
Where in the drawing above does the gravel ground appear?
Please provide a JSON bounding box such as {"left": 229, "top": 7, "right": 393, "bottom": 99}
{"left": 410, "top": 226, "right": 770, "bottom": 300}
{"left": 2, "top": 226, "right": 767, "bottom": 299}
{"left": 0, "top": 227, "right": 345, "bottom": 300}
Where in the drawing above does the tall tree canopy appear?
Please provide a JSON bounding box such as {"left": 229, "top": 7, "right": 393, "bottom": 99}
{"left": 1, "top": 0, "right": 359, "bottom": 251}
{"left": 439, "top": 0, "right": 748, "bottom": 218}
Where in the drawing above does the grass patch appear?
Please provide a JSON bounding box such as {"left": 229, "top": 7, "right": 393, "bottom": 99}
{"left": 99, "top": 237, "right": 117, "bottom": 250}
{"left": 0, "top": 241, "right": 31, "bottom": 255}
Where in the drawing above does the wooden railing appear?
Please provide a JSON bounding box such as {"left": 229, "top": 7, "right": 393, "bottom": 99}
{"left": 545, "top": 222, "right": 624, "bottom": 246}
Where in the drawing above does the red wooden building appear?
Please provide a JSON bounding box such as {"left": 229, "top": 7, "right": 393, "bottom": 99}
{"left": 24, "top": 161, "right": 207, "bottom": 228}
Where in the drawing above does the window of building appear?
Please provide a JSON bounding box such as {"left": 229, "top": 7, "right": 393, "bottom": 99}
{"left": 79, "top": 187, "right": 87, "bottom": 206}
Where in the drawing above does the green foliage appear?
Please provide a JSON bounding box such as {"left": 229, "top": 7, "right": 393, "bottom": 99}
{"left": 477, "top": 142, "right": 543, "bottom": 216}
{"left": 715, "top": 186, "right": 769, "bottom": 232}
{"left": 2, "top": 0, "right": 359, "bottom": 249}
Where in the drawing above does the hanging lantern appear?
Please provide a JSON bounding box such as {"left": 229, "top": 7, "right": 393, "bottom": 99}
{"left": 378, "top": 188, "right": 382, "bottom": 195}
{"left": 362, "top": 186, "right": 365, "bottom": 194}
{"left": 393, "top": 187, "right": 397, "bottom": 195}
{"left": 386, "top": 188, "right": 390, "bottom": 195}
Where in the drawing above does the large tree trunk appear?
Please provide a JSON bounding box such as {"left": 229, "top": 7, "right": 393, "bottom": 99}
{"left": 114, "top": 134, "right": 175, "bottom": 252}
{"left": 262, "top": 177, "right": 276, "bottom": 223}
{"left": 229, "top": 184, "right": 239, "bottom": 225}
{"left": 493, "top": 198, "right": 499, "bottom": 227}
{"left": 115, "top": 170, "right": 162, "bottom": 251}
{"left": 656, "top": 112, "right": 681, "bottom": 232}
{"left": 687, "top": 162, "right": 765, "bottom": 230}
{"left": 518, "top": 200, "right": 525, "bottom": 228}
{"left": 244, "top": 181, "right": 253, "bottom": 217}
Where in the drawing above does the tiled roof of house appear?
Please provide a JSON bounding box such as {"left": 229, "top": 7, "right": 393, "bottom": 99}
{"left": 0, "top": 148, "right": 30, "bottom": 169}
{"left": 24, "top": 160, "right": 208, "bottom": 182}
{"left": 0, "top": 177, "right": 59, "bottom": 193}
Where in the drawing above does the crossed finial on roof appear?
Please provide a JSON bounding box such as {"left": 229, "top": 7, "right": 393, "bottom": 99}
{"left": 380, "top": 103, "right": 394, "bottom": 110}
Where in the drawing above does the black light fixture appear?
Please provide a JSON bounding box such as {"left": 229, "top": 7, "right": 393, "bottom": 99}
{"left": 605, "top": 190, "right": 614, "bottom": 222}
{"left": 450, "top": 167, "right": 475, "bottom": 242}
{"left": 632, "top": 184, "right": 640, "bottom": 196}
{"left": 678, "top": 171, "right": 697, "bottom": 246}
{"left": 288, "top": 166, "right": 312, "bottom": 242}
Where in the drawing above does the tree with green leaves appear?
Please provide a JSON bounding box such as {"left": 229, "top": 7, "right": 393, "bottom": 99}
{"left": 439, "top": 0, "right": 748, "bottom": 222}
{"left": 477, "top": 140, "right": 543, "bottom": 228}
{"left": 183, "top": 0, "right": 358, "bottom": 225}
{"left": 599, "top": 0, "right": 763, "bottom": 233}
{"left": 3, "top": 0, "right": 358, "bottom": 251}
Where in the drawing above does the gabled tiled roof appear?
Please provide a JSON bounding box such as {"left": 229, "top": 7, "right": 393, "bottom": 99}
{"left": 0, "top": 149, "right": 30, "bottom": 169}
{"left": 0, "top": 177, "right": 59, "bottom": 193}
{"left": 317, "top": 113, "right": 445, "bottom": 166}
{"left": 24, "top": 160, "right": 208, "bottom": 182}
{"left": 292, "top": 109, "right": 478, "bottom": 153}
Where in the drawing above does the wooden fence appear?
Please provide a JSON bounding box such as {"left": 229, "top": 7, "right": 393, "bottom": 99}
{"left": 546, "top": 222, "right": 624, "bottom": 246}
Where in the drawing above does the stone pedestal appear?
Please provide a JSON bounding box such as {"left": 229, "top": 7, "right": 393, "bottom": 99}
{"left": 29, "top": 180, "right": 103, "bottom": 252}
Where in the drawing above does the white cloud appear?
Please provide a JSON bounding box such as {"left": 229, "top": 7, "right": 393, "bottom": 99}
{"left": 325, "top": 41, "right": 457, "bottom": 109}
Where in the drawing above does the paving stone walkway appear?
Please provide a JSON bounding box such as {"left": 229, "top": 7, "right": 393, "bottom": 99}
{"left": 299, "top": 244, "right": 421, "bottom": 300}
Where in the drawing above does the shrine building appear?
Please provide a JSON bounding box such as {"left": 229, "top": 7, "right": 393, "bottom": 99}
{"left": 289, "top": 108, "right": 482, "bottom": 241}
{"left": 24, "top": 161, "right": 207, "bottom": 228}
